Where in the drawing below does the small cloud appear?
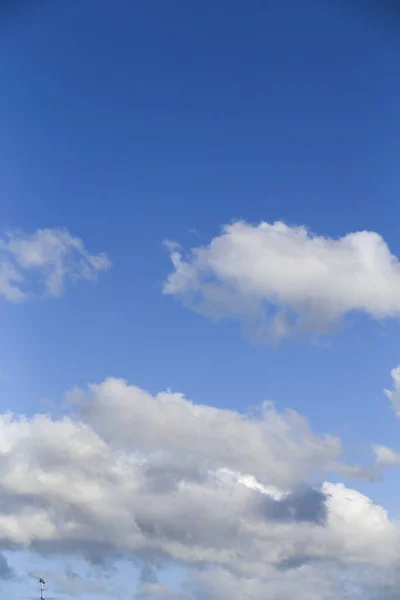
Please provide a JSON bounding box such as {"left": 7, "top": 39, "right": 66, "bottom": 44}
{"left": 188, "top": 228, "right": 202, "bottom": 239}
{"left": 162, "top": 239, "right": 181, "bottom": 252}
{"left": 384, "top": 365, "right": 400, "bottom": 417}
{"left": 373, "top": 444, "right": 400, "bottom": 466}
{"left": 0, "top": 227, "right": 111, "bottom": 302}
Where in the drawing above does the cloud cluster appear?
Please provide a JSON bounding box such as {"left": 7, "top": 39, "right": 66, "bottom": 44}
{"left": 0, "top": 378, "right": 398, "bottom": 599}
{"left": 0, "top": 228, "right": 111, "bottom": 301}
{"left": 70, "top": 377, "right": 347, "bottom": 488}
{"left": 163, "top": 221, "right": 400, "bottom": 339}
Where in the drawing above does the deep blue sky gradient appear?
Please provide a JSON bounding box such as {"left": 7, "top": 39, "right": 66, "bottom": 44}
{"left": 1, "top": 0, "right": 400, "bottom": 457}
{"left": 1, "top": 4, "right": 400, "bottom": 594}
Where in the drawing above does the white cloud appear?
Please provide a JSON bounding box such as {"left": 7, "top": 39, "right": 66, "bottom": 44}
{"left": 70, "top": 377, "right": 353, "bottom": 488}
{"left": 0, "top": 378, "right": 398, "bottom": 599}
{"left": 384, "top": 365, "right": 400, "bottom": 417}
{"left": 373, "top": 445, "right": 400, "bottom": 466}
{"left": 0, "top": 228, "right": 111, "bottom": 301}
{"left": 163, "top": 221, "right": 400, "bottom": 339}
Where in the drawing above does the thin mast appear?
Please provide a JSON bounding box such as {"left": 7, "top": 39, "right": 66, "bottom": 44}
{"left": 39, "top": 578, "right": 46, "bottom": 600}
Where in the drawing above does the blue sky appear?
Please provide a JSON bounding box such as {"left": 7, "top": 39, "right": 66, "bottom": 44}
{"left": 1, "top": 1, "right": 400, "bottom": 598}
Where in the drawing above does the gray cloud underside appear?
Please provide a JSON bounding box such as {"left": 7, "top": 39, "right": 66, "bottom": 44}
{"left": 0, "top": 377, "right": 398, "bottom": 598}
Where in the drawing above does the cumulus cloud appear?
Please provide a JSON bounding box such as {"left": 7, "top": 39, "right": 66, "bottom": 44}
{"left": 0, "top": 377, "right": 398, "bottom": 599}
{"left": 69, "top": 377, "right": 363, "bottom": 488}
{"left": 0, "top": 228, "right": 111, "bottom": 301}
{"left": 163, "top": 221, "right": 400, "bottom": 339}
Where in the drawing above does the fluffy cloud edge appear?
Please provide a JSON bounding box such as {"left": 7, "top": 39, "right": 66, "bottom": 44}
{"left": 163, "top": 221, "right": 400, "bottom": 340}
{"left": 0, "top": 378, "right": 397, "bottom": 575}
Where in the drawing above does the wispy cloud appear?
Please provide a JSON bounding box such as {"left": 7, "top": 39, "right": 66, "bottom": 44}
{"left": 373, "top": 444, "right": 400, "bottom": 466}
{"left": 385, "top": 365, "right": 400, "bottom": 417}
{"left": 0, "top": 228, "right": 111, "bottom": 302}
